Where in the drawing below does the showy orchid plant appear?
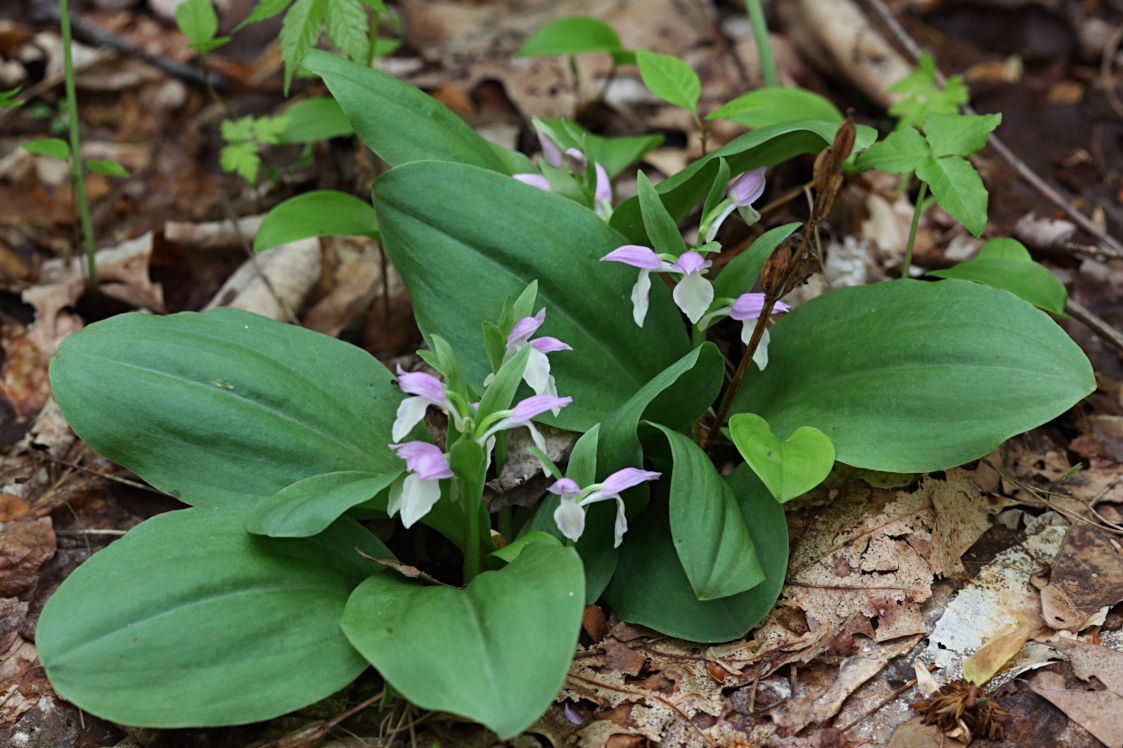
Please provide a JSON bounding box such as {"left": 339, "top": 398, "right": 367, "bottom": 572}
{"left": 38, "top": 26, "right": 1093, "bottom": 745}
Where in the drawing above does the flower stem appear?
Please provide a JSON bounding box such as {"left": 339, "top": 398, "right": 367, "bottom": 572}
{"left": 901, "top": 180, "right": 927, "bottom": 280}
{"left": 58, "top": 0, "right": 97, "bottom": 292}
{"left": 702, "top": 302, "right": 775, "bottom": 450}
{"left": 463, "top": 497, "right": 481, "bottom": 583}
{"left": 745, "top": 0, "right": 778, "bottom": 87}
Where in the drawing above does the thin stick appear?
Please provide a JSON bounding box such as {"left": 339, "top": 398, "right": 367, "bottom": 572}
{"left": 839, "top": 665, "right": 935, "bottom": 733}
{"left": 1065, "top": 298, "right": 1123, "bottom": 354}
{"left": 863, "top": 0, "right": 1123, "bottom": 258}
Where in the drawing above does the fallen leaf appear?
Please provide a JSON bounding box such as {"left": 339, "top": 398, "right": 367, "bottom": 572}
{"left": 203, "top": 238, "right": 321, "bottom": 320}
{"left": 1054, "top": 639, "right": 1123, "bottom": 699}
{"left": 1040, "top": 501, "right": 1123, "bottom": 631}
{"left": 962, "top": 613, "right": 1040, "bottom": 685}
{"left": 1030, "top": 670, "right": 1123, "bottom": 748}
{"left": 0, "top": 517, "right": 55, "bottom": 597}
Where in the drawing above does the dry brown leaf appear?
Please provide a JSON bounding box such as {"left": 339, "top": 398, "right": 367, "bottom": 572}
{"left": 929, "top": 468, "right": 1010, "bottom": 577}
{"left": 0, "top": 517, "right": 55, "bottom": 597}
{"left": 1040, "top": 501, "right": 1123, "bottom": 632}
{"left": 887, "top": 716, "right": 967, "bottom": 748}
{"left": 0, "top": 637, "right": 39, "bottom": 724}
{"left": 204, "top": 238, "right": 321, "bottom": 320}
{"left": 962, "top": 613, "right": 1039, "bottom": 686}
{"left": 1054, "top": 639, "right": 1123, "bottom": 699}
{"left": 1030, "top": 670, "right": 1123, "bottom": 748}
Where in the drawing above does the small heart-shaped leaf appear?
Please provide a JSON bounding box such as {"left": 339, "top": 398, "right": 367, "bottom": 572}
{"left": 730, "top": 412, "right": 834, "bottom": 502}
{"left": 341, "top": 542, "right": 584, "bottom": 739}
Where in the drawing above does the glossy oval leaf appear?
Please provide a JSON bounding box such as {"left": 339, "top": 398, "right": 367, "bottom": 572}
{"left": 927, "top": 239, "right": 1066, "bottom": 316}
{"left": 277, "top": 96, "right": 354, "bottom": 143}
{"left": 49, "top": 307, "right": 403, "bottom": 505}
{"left": 254, "top": 190, "right": 379, "bottom": 251}
{"left": 709, "top": 87, "right": 842, "bottom": 128}
{"left": 648, "top": 423, "right": 763, "bottom": 600}
{"left": 303, "top": 49, "right": 508, "bottom": 172}
{"left": 37, "top": 505, "right": 388, "bottom": 727}
{"left": 247, "top": 470, "right": 400, "bottom": 537}
{"left": 342, "top": 542, "right": 584, "bottom": 739}
{"left": 517, "top": 16, "right": 624, "bottom": 57}
{"left": 729, "top": 412, "right": 835, "bottom": 502}
{"left": 731, "top": 279, "right": 1094, "bottom": 472}
{"left": 23, "top": 137, "right": 69, "bottom": 160}
{"left": 603, "top": 464, "right": 788, "bottom": 642}
{"left": 372, "top": 161, "right": 691, "bottom": 432}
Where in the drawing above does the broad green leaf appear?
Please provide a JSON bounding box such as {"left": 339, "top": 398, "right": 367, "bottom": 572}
{"left": 731, "top": 279, "right": 1094, "bottom": 472}
{"left": 485, "top": 531, "right": 561, "bottom": 569}
{"left": 85, "top": 158, "right": 129, "bottom": 178}
{"left": 37, "top": 505, "right": 388, "bottom": 727}
{"left": 342, "top": 542, "right": 584, "bottom": 739}
{"left": 603, "top": 464, "right": 788, "bottom": 642}
{"left": 648, "top": 423, "right": 763, "bottom": 600}
{"left": 280, "top": 0, "right": 325, "bottom": 95}
{"left": 303, "top": 50, "right": 508, "bottom": 172}
{"left": 49, "top": 308, "right": 403, "bottom": 505}
{"left": 175, "top": 0, "right": 218, "bottom": 43}
{"left": 255, "top": 190, "right": 379, "bottom": 251}
{"left": 636, "top": 171, "right": 687, "bottom": 257}
{"left": 543, "top": 118, "right": 664, "bottom": 179}
{"left": 922, "top": 112, "right": 1001, "bottom": 158}
{"left": 701, "top": 157, "right": 731, "bottom": 224}
{"left": 611, "top": 120, "right": 877, "bottom": 244}
{"left": 325, "top": 0, "right": 368, "bottom": 62}
{"left": 636, "top": 49, "right": 700, "bottom": 113}
{"left": 278, "top": 96, "right": 354, "bottom": 143}
{"left": 709, "top": 87, "right": 842, "bottom": 128}
{"left": 23, "top": 137, "right": 68, "bottom": 160}
{"left": 235, "top": 0, "right": 291, "bottom": 30}
{"left": 853, "top": 127, "right": 929, "bottom": 174}
{"left": 517, "top": 16, "right": 624, "bottom": 57}
{"left": 712, "top": 222, "right": 800, "bottom": 300}
{"left": 247, "top": 470, "right": 400, "bottom": 537}
{"left": 927, "top": 238, "right": 1066, "bottom": 316}
{"left": 729, "top": 412, "right": 835, "bottom": 502}
{"left": 916, "top": 154, "right": 988, "bottom": 236}
{"left": 372, "top": 161, "right": 691, "bottom": 432}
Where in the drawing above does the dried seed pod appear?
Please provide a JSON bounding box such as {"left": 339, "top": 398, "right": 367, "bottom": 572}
{"left": 831, "top": 115, "right": 857, "bottom": 168}
{"left": 760, "top": 243, "right": 793, "bottom": 300}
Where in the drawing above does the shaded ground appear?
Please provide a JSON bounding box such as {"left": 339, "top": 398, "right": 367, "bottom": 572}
{"left": 2, "top": 0, "right": 1123, "bottom": 745}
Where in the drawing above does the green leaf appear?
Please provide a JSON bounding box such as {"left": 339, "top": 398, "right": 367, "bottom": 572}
{"left": 729, "top": 413, "right": 835, "bottom": 502}
{"left": 916, "top": 154, "right": 988, "bottom": 236}
{"left": 23, "top": 137, "right": 69, "bottom": 160}
{"left": 372, "top": 161, "right": 692, "bottom": 432}
{"left": 37, "top": 505, "right": 388, "bottom": 726}
{"left": 648, "top": 423, "right": 763, "bottom": 600}
{"left": 888, "top": 52, "right": 969, "bottom": 130}
{"left": 49, "top": 307, "right": 403, "bottom": 505}
{"left": 701, "top": 157, "right": 731, "bottom": 224}
{"left": 923, "top": 112, "right": 1001, "bottom": 158}
{"left": 636, "top": 49, "right": 700, "bottom": 114}
{"left": 476, "top": 344, "right": 532, "bottom": 420}
{"left": 603, "top": 464, "right": 788, "bottom": 642}
{"left": 219, "top": 141, "right": 261, "bottom": 182}
{"left": 235, "top": 0, "right": 291, "bottom": 31}
{"left": 636, "top": 171, "right": 687, "bottom": 257}
{"left": 485, "top": 531, "right": 561, "bottom": 569}
{"left": 610, "top": 120, "right": 877, "bottom": 244}
{"left": 85, "top": 158, "right": 129, "bottom": 178}
{"left": 221, "top": 115, "right": 256, "bottom": 143}
{"left": 189, "top": 37, "right": 230, "bottom": 54}
{"left": 0, "top": 87, "right": 22, "bottom": 109}
{"left": 325, "top": 0, "right": 368, "bottom": 62}
{"left": 542, "top": 118, "right": 663, "bottom": 179}
{"left": 517, "top": 16, "right": 624, "bottom": 57}
{"left": 255, "top": 190, "right": 379, "bottom": 251}
{"left": 731, "top": 279, "right": 1094, "bottom": 472}
{"left": 927, "top": 238, "right": 1067, "bottom": 316}
{"left": 277, "top": 97, "right": 354, "bottom": 143}
{"left": 252, "top": 115, "right": 288, "bottom": 145}
{"left": 709, "top": 87, "right": 842, "bottom": 128}
{"left": 175, "top": 0, "right": 218, "bottom": 43}
{"left": 853, "top": 127, "right": 929, "bottom": 174}
{"left": 712, "top": 222, "right": 800, "bottom": 300}
{"left": 280, "top": 0, "right": 325, "bottom": 95}
{"left": 342, "top": 542, "right": 584, "bottom": 739}
{"left": 303, "top": 50, "right": 508, "bottom": 172}
{"left": 247, "top": 470, "right": 400, "bottom": 536}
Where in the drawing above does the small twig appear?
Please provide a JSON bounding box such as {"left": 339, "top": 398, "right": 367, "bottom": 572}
{"left": 31, "top": 452, "right": 165, "bottom": 493}
{"left": 1065, "top": 298, "right": 1123, "bottom": 354}
{"left": 55, "top": 528, "right": 127, "bottom": 536}
{"left": 839, "top": 664, "right": 936, "bottom": 733}
{"left": 863, "top": 0, "right": 1123, "bottom": 258}
{"left": 255, "top": 691, "right": 383, "bottom": 748}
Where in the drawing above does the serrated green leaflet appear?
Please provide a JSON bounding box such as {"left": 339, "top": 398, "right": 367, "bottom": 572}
{"left": 731, "top": 279, "right": 1094, "bottom": 472}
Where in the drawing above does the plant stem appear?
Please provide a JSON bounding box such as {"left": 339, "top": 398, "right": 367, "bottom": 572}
{"left": 58, "top": 0, "right": 97, "bottom": 292}
{"left": 497, "top": 506, "right": 513, "bottom": 543}
{"left": 745, "top": 0, "right": 778, "bottom": 87}
{"left": 464, "top": 497, "right": 481, "bottom": 583}
{"left": 901, "top": 180, "right": 927, "bottom": 279}
{"left": 703, "top": 302, "right": 775, "bottom": 449}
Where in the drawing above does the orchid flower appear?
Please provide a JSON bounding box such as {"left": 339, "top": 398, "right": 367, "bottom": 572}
{"left": 478, "top": 394, "right": 572, "bottom": 458}
{"left": 600, "top": 246, "right": 714, "bottom": 326}
{"left": 701, "top": 167, "right": 767, "bottom": 243}
{"left": 392, "top": 365, "right": 463, "bottom": 441}
{"left": 498, "top": 308, "right": 572, "bottom": 403}
{"left": 388, "top": 441, "right": 454, "bottom": 528}
{"left": 699, "top": 292, "right": 791, "bottom": 370}
{"left": 594, "top": 163, "right": 612, "bottom": 220}
{"left": 513, "top": 173, "right": 551, "bottom": 192}
{"left": 535, "top": 121, "right": 565, "bottom": 169}
{"left": 550, "top": 468, "right": 662, "bottom": 547}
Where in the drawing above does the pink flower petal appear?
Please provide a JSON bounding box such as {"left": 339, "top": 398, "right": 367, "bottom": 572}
{"left": 671, "top": 250, "right": 711, "bottom": 275}
{"left": 510, "top": 394, "right": 572, "bottom": 422}
{"left": 600, "top": 467, "right": 661, "bottom": 495}
{"left": 395, "top": 365, "right": 445, "bottom": 404}
{"left": 601, "top": 245, "right": 663, "bottom": 270}
{"left": 513, "top": 173, "right": 551, "bottom": 191}
{"left": 730, "top": 167, "right": 766, "bottom": 206}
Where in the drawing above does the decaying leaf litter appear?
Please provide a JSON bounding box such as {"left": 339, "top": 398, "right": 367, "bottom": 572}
{"left": 2, "top": 0, "right": 1123, "bottom": 745}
